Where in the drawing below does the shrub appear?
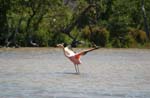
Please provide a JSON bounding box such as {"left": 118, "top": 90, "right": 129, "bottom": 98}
{"left": 82, "top": 26, "right": 110, "bottom": 47}
{"left": 124, "top": 34, "right": 137, "bottom": 48}
{"left": 33, "top": 30, "right": 51, "bottom": 47}
{"left": 128, "top": 28, "right": 147, "bottom": 44}
{"left": 16, "top": 33, "right": 26, "bottom": 46}
{"left": 111, "top": 28, "right": 148, "bottom": 48}
{"left": 111, "top": 38, "right": 122, "bottom": 48}
{"left": 48, "top": 32, "right": 71, "bottom": 47}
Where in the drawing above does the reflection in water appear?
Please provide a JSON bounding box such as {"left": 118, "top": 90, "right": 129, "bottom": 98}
{"left": 0, "top": 48, "right": 150, "bottom": 98}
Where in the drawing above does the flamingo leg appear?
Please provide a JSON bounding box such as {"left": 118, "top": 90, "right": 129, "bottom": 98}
{"left": 77, "top": 64, "right": 80, "bottom": 74}
{"left": 74, "top": 64, "right": 77, "bottom": 73}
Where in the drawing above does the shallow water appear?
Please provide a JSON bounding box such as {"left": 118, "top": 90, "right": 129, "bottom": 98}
{"left": 0, "top": 48, "right": 150, "bottom": 98}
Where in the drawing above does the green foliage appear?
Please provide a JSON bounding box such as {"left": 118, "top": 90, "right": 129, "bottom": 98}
{"left": 123, "top": 34, "right": 137, "bottom": 48}
{"left": 82, "top": 26, "right": 109, "bottom": 47}
{"left": 16, "top": 33, "right": 26, "bottom": 46}
{"left": 33, "top": 31, "right": 50, "bottom": 47}
{"left": 0, "top": 0, "right": 150, "bottom": 48}
{"left": 111, "top": 28, "right": 148, "bottom": 48}
{"left": 128, "top": 28, "right": 147, "bottom": 44}
{"left": 48, "top": 32, "right": 71, "bottom": 46}
{"left": 0, "top": 0, "right": 10, "bottom": 45}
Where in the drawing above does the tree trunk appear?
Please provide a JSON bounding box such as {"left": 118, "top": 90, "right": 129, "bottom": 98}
{"left": 141, "top": 0, "right": 149, "bottom": 40}
{"left": 5, "top": 17, "right": 23, "bottom": 47}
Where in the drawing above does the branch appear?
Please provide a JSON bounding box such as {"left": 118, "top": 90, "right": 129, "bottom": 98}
{"left": 61, "top": 4, "right": 96, "bottom": 35}
{"left": 59, "top": 4, "right": 96, "bottom": 47}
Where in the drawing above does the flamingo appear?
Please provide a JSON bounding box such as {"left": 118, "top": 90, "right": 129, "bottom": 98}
{"left": 57, "top": 43, "right": 99, "bottom": 74}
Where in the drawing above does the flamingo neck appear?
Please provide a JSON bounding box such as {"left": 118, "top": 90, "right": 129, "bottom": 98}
{"left": 62, "top": 47, "right": 68, "bottom": 57}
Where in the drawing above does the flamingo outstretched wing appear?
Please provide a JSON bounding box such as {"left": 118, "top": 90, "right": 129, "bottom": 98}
{"left": 72, "top": 47, "right": 99, "bottom": 60}
{"left": 57, "top": 43, "right": 100, "bottom": 74}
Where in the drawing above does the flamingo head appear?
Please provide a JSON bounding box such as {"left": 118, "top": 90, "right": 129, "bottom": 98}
{"left": 56, "top": 43, "right": 68, "bottom": 48}
{"left": 56, "top": 43, "right": 64, "bottom": 48}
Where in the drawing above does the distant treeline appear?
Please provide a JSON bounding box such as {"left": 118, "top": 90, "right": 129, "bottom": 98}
{"left": 0, "top": 0, "right": 150, "bottom": 48}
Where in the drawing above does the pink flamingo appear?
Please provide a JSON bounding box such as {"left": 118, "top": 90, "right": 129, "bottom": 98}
{"left": 57, "top": 43, "right": 99, "bottom": 74}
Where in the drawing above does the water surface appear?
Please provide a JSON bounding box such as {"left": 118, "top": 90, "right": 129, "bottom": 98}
{"left": 0, "top": 48, "right": 150, "bottom": 98}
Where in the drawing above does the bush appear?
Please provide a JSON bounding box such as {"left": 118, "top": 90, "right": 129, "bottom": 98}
{"left": 124, "top": 34, "right": 138, "bottom": 48}
{"left": 16, "top": 33, "right": 26, "bottom": 46}
{"left": 31, "top": 31, "right": 50, "bottom": 47}
{"left": 82, "top": 26, "right": 110, "bottom": 47}
{"left": 128, "top": 28, "right": 147, "bottom": 44}
{"left": 110, "top": 28, "right": 148, "bottom": 48}
{"left": 111, "top": 38, "right": 123, "bottom": 48}
{"left": 48, "top": 32, "right": 71, "bottom": 47}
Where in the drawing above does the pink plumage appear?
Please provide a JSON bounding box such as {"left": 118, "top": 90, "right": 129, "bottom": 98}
{"left": 57, "top": 43, "right": 99, "bottom": 74}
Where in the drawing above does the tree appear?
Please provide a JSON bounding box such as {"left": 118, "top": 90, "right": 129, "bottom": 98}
{"left": 0, "top": 0, "right": 150, "bottom": 47}
{"left": 0, "top": 0, "right": 10, "bottom": 46}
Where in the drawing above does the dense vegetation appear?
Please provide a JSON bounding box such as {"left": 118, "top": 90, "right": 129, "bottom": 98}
{"left": 0, "top": 0, "right": 150, "bottom": 48}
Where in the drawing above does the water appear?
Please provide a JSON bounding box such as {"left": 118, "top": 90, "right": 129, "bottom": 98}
{"left": 0, "top": 48, "right": 150, "bottom": 98}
